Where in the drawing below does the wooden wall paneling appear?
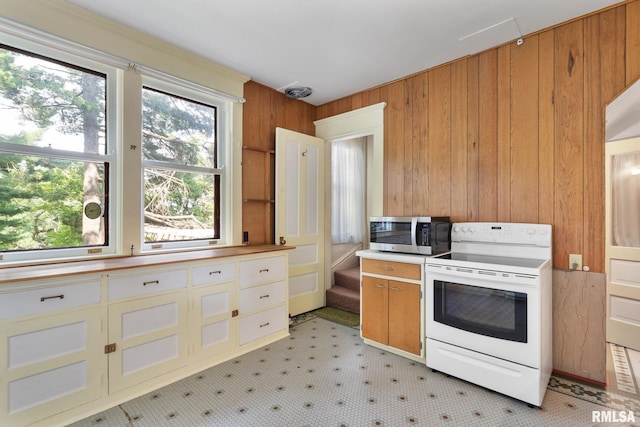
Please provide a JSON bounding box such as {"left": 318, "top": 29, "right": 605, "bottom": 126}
{"left": 428, "top": 66, "right": 452, "bottom": 216}
{"left": 627, "top": 0, "right": 640, "bottom": 84}
{"left": 243, "top": 82, "right": 261, "bottom": 148}
{"left": 403, "top": 78, "right": 414, "bottom": 215}
{"left": 582, "top": 10, "right": 622, "bottom": 274}
{"left": 466, "top": 56, "right": 480, "bottom": 222}
{"left": 497, "top": 44, "right": 512, "bottom": 223}
{"left": 315, "top": 104, "right": 329, "bottom": 121}
{"left": 382, "top": 81, "right": 407, "bottom": 215}
{"left": 552, "top": 270, "right": 606, "bottom": 383}
{"left": 477, "top": 50, "right": 499, "bottom": 221}
{"left": 450, "top": 60, "right": 468, "bottom": 222}
{"left": 409, "top": 73, "right": 429, "bottom": 215}
{"left": 510, "top": 35, "right": 540, "bottom": 224}
{"left": 259, "top": 84, "right": 277, "bottom": 151}
{"left": 361, "top": 88, "right": 382, "bottom": 112}
{"left": 350, "top": 92, "right": 364, "bottom": 111}
{"left": 538, "top": 30, "right": 555, "bottom": 227}
{"left": 553, "top": 20, "right": 585, "bottom": 270}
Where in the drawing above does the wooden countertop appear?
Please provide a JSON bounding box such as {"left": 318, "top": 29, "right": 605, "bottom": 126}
{"left": 0, "top": 245, "right": 294, "bottom": 285}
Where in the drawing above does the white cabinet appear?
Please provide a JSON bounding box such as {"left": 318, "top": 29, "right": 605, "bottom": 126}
{"left": 239, "top": 255, "right": 287, "bottom": 288}
{"left": 107, "top": 291, "right": 188, "bottom": 394}
{"left": 0, "top": 248, "right": 290, "bottom": 427}
{"left": 0, "top": 278, "right": 105, "bottom": 427}
{"left": 189, "top": 260, "right": 237, "bottom": 360}
{"left": 238, "top": 255, "right": 288, "bottom": 348}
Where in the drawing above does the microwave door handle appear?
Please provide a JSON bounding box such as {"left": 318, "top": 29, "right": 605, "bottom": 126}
{"left": 411, "top": 217, "right": 418, "bottom": 247}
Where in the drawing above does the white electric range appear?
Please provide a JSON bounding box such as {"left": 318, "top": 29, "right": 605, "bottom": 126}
{"left": 424, "top": 222, "right": 553, "bottom": 407}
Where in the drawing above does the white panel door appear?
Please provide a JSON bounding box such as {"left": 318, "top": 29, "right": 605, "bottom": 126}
{"left": 275, "top": 128, "right": 325, "bottom": 316}
{"left": 606, "top": 137, "right": 640, "bottom": 351}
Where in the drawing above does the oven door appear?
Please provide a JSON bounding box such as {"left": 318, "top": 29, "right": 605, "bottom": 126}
{"left": 425, "top": 264, "right": 540, "bottom": 368}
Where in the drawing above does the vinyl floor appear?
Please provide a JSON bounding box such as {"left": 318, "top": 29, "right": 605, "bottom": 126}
{"left": 68, "top": 316, "right": 639, "bottom": 427}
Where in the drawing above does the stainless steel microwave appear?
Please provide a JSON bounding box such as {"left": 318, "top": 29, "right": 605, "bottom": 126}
{"left": 369, "top": 216, "right": 451, "bottom": 255}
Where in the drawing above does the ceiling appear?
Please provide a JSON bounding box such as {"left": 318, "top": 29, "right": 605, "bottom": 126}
{"left": 67, "top": 0, "right": 621, "bottom": 106}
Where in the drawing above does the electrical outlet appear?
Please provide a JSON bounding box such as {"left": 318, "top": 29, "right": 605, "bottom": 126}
{"left": 569, "top": 254, "right": 582, "bottom": 270}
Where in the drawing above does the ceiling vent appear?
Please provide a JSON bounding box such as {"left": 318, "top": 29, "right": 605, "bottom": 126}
{"left": 284, "top": 86, "right": 313, "bottom": 99}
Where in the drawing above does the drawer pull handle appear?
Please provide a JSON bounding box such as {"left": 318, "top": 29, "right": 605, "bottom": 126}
{"left": 376, "top": 285, "right": 386, "bottom": 289}
{"left": 259, "top": 322, "right": 270, "bottom": 328}
{"left": 260, "top": 294, "right": 270, "bottom": 299}
{"left": 209, "top": 270, "right": 222, "bottom": 275}
{"left": 383, "top": 267, "right": 394, "bottom": 271}
{"left": 259, "top": 268, "right": 269, "bottom": 273}
{"left": 40, "top": 294, "right": 64, "bottom": 302}
{"left": 391, "top": 287, "right": 401, "bottom": 291}
{"left": 143, "top": 280, "right": 159, "bottom": 286}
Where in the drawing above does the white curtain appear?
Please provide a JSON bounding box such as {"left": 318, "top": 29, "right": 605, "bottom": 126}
{"left": 332, "top": 137, "right": 366, "bottom": 244}
{"left": 612, "top": 150, "right": 640, "bottom": 248}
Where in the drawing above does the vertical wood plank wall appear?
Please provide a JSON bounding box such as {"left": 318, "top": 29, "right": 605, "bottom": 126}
{"left": 314, "top": 1, "right": 639, "bottom": 273}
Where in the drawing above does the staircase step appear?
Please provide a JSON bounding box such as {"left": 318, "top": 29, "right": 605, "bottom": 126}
{"left": 334, "top": 266, "right": 361, "bottom": 293}
{"left": 326, "top": 286, "right": 360, "bottom": 315}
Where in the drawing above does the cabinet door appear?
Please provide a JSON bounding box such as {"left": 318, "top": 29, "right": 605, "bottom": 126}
{"left": 190, "top": 283, "right": 235, "bottom": 360}
{"left": 0, "top": 308, "right": 105, "bottom": 427}
{"left": 108, "top": 291, "right": 188, "bottom": 393}
{"left": 388, "top": 280, "right": 421, "bottom": 355}
{"left": 361, "top": 276, "right": 389, "bottom": 345}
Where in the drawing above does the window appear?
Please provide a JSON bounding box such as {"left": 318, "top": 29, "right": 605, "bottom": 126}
{"left": 0, "top": 42, "right": 115, "bottom": 262}
{"left": 0, "top": 23, "right": 237, "bottom": 265}
{"left": 141, "top": 84, "right": 221, "bottom": 247}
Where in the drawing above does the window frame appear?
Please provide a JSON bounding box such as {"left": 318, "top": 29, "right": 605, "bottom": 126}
{"left": 139, "top": 76, "right": 231, "bottom": 253}
{"left": 0, "top": 32, "right": 119, "bottom": 264}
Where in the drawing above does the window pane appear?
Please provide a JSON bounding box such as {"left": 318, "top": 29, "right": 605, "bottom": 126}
{"left": 611, "top": 150, "right": 640, "bottom": 248}
{"left": 142, "top": 87, "right": 216, "bottom": 168}
{"left": 144, "top": 168, "right": 218, "bottom": 242}
{"left": 0, "top": 153, "right": 107, "bottom": 251}
{"left": 0, "top": 45, "right": 107, "bottom": 154}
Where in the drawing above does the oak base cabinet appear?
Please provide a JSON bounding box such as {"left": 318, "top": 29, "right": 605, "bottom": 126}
{"left": 358, "top": 252, "right": 425, "bottom": 363}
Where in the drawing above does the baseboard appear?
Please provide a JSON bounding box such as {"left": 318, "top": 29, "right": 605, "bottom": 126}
{"left": 552, "top": 369, "right": 606, "bottom": 388}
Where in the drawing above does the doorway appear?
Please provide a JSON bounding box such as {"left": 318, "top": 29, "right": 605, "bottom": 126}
{"left": 329, "top": 136, "right": 367, "bottom": 273}
{"left": 314, "top": 102, "right": 386, "bottom": 290}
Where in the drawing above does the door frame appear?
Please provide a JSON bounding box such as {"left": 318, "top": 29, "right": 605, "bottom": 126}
{"left": 314, "top": 102, "right": 386, "bottom": 290}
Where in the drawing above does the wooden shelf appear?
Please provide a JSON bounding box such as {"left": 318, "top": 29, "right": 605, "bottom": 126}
{"left": 243, "top": 199, "right": 275, "bottom": 203}
{"left": 242, "top": 145, "right": 275, "bottom": 154}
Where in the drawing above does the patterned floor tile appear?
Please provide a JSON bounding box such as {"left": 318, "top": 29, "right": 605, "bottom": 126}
{"left": 69, "top": 318, "right": 639, "bottom": 427}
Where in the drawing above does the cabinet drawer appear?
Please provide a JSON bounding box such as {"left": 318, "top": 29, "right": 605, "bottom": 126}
{"left": 191, "top": 262, "right": 236, "bottom": 287}
{"left": 0, "top": 281, "right": 101, "bottom": 320}
{"left": 108, "top": 268, "right": 187, "bottom": 300}
{"left": 361, "top": 259, "right": 421, "bottom": 280}
{"left": 239, "top": 281, "right": 286, "bottom": 314}
{"left": 238, "top": 256, "right": 286, "bottom": 288}
{"left": 239, "top": 305, "right": 287, "bottom": 345}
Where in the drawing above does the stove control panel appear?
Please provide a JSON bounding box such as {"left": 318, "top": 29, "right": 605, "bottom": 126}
{"left": 452, "top": 222, "right": 551, "bottom": 247}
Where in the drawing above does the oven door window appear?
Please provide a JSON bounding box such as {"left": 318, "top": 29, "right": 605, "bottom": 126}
{"left": 434, "top": 280, "right": 527, "bottom": 343}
